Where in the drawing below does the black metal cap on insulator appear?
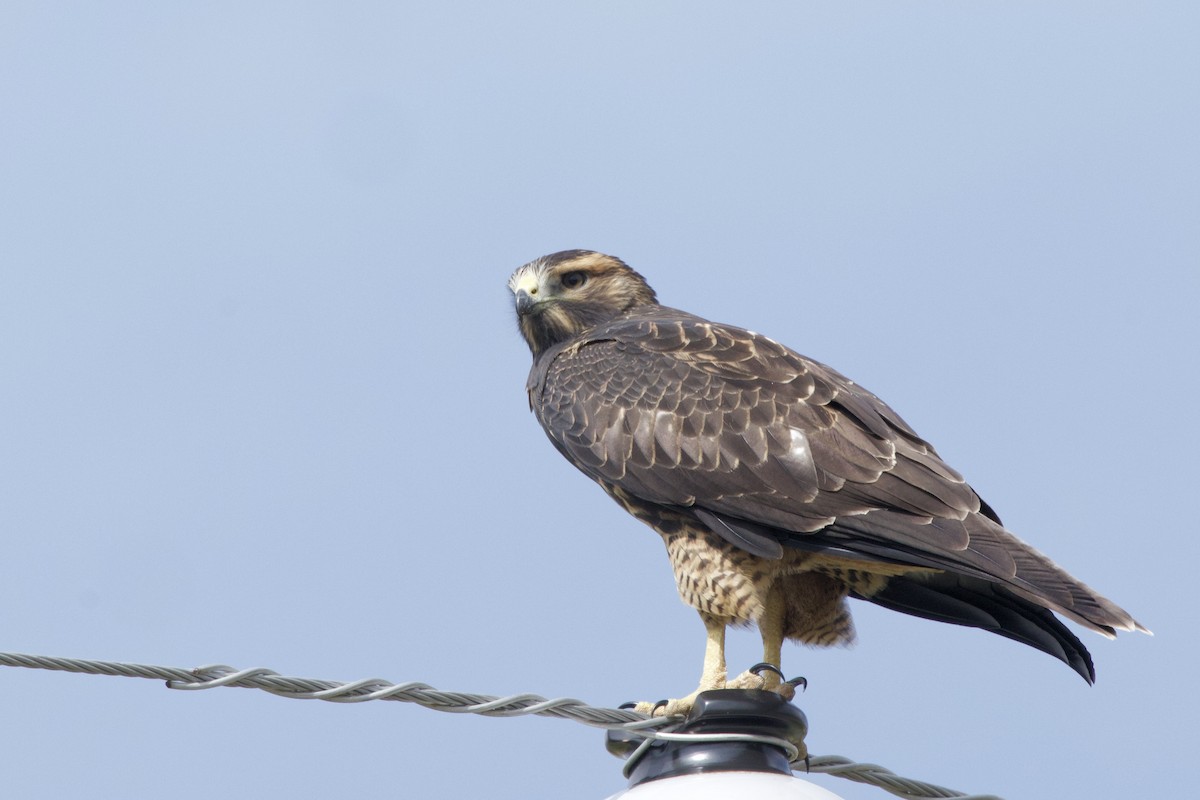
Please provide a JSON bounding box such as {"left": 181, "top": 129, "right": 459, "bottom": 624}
{"left": 606, "top": 690, "right": 808, "bottom": 787}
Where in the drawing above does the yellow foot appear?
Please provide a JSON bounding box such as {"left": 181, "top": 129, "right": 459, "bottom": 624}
{"left": 726, "top": 668, "right": 797, "bottom": 701}
{"left": 632, "top": 690, "right": 704, "bottom": 718}
{"left": 632, "top": 667, "right": 798, "bottom": 717}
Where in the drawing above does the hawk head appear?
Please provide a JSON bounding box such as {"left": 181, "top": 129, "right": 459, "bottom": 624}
{"left": 508, "top": 250, "right": 658, "bottom": 356}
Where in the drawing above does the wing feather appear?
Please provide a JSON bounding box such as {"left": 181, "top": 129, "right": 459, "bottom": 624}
{"left": 530, "top": 306, "right": 1141, "bottom": 636}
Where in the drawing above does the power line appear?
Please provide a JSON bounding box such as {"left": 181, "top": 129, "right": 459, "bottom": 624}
{"left": 0, "top": 650, "right": 1000, "bottom": 800}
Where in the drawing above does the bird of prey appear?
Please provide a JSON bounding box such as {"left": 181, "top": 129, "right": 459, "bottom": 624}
{"left": 509, "top": 249, "right": 1147, "bottom": 714}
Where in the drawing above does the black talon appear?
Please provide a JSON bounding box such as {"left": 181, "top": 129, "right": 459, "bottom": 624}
{"left": 618, "top": 702, "right": 637, "bottom": 710}
{"left": 748, "top": 662, "right": 786, "bottom": 680}
{"left": 651, "top": 699, "right": 669, "bottom": 715}
{"left": 786, "top": 675, "right": 808, "bottom": 692}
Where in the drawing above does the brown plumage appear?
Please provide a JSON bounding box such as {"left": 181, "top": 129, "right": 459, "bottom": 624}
{"left": 509, "top": 249, "right": 1147, "bottom": 711}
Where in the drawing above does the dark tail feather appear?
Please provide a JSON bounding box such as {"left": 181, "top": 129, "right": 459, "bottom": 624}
{"left": 853, "top": 573, "right": 1096, "bottom": 683}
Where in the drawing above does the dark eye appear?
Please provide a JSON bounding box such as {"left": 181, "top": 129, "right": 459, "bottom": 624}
{"left": 561, "top": 270, "right": 588, "bottom": 289}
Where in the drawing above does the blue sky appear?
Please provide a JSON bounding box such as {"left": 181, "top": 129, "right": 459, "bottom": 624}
{"left": 1, "top": 3, "right": 1195, "bottom": 798}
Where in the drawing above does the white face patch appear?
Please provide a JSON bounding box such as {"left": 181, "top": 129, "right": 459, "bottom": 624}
{"left": 507, "top": 263, "right": 544, "bottom": 296}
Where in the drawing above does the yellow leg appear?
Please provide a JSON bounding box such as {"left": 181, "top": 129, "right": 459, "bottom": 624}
{"left": 697, "top": 612, "right": 728, "bottom": 691}
{"left": 727, "top": 583, "right": 794, "bottom": 698}
{"left": 635, "top": 613, "right": 728, "bottom": 717}
{"left": 759, "top": 584, "right": 785, "bottom": 689}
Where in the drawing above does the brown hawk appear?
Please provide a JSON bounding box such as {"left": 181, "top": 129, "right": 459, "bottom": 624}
{"left": 509, "top": 249, "right": 1147, "bottom": 715}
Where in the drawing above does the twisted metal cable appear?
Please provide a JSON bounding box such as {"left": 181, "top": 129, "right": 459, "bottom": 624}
{"left": 0, "top": 650, "right": 1000, "bottom": 800}
{"left": 0, "top": 651, "right": 648, "bottom": 729}
{"left": 808, "top": 756, "right": 1003, "bottom": 800}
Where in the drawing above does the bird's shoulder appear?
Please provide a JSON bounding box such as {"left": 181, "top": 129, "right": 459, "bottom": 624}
{"left": 526, "top": 303, "right": 1013, "bottom": 553}
{"left": 528, "top": 304, "right": 921, "bottom": 446}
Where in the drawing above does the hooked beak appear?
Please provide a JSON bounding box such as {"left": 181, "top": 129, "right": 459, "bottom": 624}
{"left": 514, "top": 289, "right": 538, "bottom": 316}
{"left": 511, "top": 269, "right": 544, "bottom": 316}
